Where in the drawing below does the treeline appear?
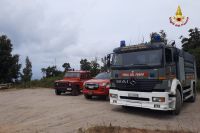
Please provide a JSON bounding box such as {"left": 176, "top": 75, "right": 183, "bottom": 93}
{"left": 40, "top": 57, "right": 107, "bottom": 79}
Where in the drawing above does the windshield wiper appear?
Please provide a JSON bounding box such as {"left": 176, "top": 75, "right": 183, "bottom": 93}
{"left": 132, "top": 63, "right": 149, "bottom": 66}
{"left": 112, "top": 63, "right": 150, "bottom": 68}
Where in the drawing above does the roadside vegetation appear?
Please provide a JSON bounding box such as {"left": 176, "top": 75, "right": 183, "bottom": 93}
{"left": 78, "top": 126, "right": 194, "bottom": 133}
{"left": 14, "top": 74, "right": 64, "bottom": 88}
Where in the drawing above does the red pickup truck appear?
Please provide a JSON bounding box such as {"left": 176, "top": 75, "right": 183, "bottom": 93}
{"left": 54, "top": 71, "right": 91, "bottom": 96}
{"left": 83, "top": 72, "right": 110, "bottom": 99}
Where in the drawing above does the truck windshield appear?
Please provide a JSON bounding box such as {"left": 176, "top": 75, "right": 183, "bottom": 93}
{"left": 94, "top": 72, "right": 110, "bottom": 79}
{"left": 113, "top": 49, "right": 162, "bottom": 66}
{"left": 64, "top": 72, "right": 80, "bottom": 78}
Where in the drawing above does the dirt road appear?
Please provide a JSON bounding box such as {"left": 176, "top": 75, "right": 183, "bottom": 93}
{"left": 0, "top": 89, "right": 199, "bottom": 133}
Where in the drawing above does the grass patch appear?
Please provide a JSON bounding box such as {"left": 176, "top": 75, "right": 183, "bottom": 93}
{"left": 78, "top": 126, "right": 194, "bottom": 133}
{"left": 13, "top": 74, "right": 64, "bottom": 89}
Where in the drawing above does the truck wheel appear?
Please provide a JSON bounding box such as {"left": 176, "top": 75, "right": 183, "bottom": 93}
{"left": 187, "top": 84, "right": 196, "bottom": 103}
{"left": 172, "top": 89, "right": 182, "bottom": 115}
{"left": 72, "top": 86, "right": 79, "bottom": 96}
{"left": 55, "top": 90, "right": 61, "bottom": 95}
{"left": 84, "top": 95, "right": 92, "bottom": 99}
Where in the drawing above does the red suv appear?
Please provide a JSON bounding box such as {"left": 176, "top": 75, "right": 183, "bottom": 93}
{"left": 54, "top": 71, "right": 91, "bottom": 96}
{"left": 83, "top": 72, "right": 110, "bottom": 99}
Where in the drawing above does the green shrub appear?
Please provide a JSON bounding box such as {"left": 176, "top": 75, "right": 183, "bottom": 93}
{"left": 14, "top": 74, "right": 64, "bottom": 89}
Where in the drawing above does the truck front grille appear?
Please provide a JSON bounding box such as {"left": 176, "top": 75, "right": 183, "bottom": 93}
{"left": 55, "top": 82, "right": 69, "bottom": 88}
{"left": 120, "top": 96, "right": 149, "bottom": 101}
{"left": 85, "top": 83, "right": 99, "bottom": 90}
{"left": 112, "top": 79, "right": 162, "bottom": 92}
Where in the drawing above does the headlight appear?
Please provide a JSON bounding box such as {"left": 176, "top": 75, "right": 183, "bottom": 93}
{"left": 106, "top": 83, "right": 110, "bottom": 88}
{"left": 54, "top": 82, "right": 59, "bottom": 86}
{"left": 101, "top": 82, "right": 110, "bottom": 87}
{"left": 101, "top": 83, "right": 107, "bottom": 86}
{"left": 152, "top": 97, "right": 165, "bottom": 102}
{"left": 83, "top": 82, "right": 87, "bottom": 87}
{"left": 109, "top": 93, "right": 118, "bottom": 99}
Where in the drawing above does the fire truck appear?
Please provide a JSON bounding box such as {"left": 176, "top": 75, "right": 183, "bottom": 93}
{"left": 109, "top": 36, "right": 197, "bottom": 115}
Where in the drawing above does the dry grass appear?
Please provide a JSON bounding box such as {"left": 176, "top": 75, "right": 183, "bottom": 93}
{"left": 78, "top": 126, "right": 194, "bottom": 133}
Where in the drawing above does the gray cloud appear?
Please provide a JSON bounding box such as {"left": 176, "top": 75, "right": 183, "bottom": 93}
{"left": 0, "top": 0, "right": 200, "bottom": 79}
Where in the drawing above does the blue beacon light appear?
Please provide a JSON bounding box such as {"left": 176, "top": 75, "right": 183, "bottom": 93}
{"left": 120, "top": 40, "right": 126, "bottom": 47}
{"left": 153, "top": 34, "right": 161, "bottom": 42}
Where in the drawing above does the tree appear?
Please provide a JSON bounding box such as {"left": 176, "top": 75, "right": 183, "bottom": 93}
{"left": 80, "top": 59, "right": 91, "bottom": 71}
{"left": 0, "top": 35, "right": 21, "bottom": 83}
{"left": 41, "top": 66, "right": 62, "bottom": 78}
{"left": 159, "top": 30, "right": 168, "bottom": 44}
{"left": 150, "top": 30, "right": 167, "bottom": 44}
{"left": 80, "top": 58, "right": 101, "bottom": 77}
{"left": 181, "top": 28, "right": 200, "bottom": 78}
{"left": 90, "top": 58, "right": 100, "bottom": 77}
{"left": 21, "top": 56, "right": 32, "bottom": 83}
{"left": 181, "top": 28, "right": 200, "bottom": 51}
{"left": 62, "top": 63, "right": 71, "bottom": 72}
{"left": 101, "top": 56, "right": 108, "bottom": 72}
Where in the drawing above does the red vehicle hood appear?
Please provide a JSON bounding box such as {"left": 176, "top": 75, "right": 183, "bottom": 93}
{"left": 85, "top": 79, "right": 110, "bottom": 84}
{"left": 55, "top": 78, "right": 80, "bottom": 83}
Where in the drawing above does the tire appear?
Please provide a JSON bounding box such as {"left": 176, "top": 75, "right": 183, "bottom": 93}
{"left": 172, "top": 89, "right": 182, "bottom": 115}
{"left": 55, "top": 89, "right": 61, "bottom": 95}
{"left": 187, "top": 84, "right": 196, "bottom": 103}
{"left": 72, "top": 86, "right": 80, "bottom": 96}
{"left": 84, "top": 95, "right": 92, "bottom": 99}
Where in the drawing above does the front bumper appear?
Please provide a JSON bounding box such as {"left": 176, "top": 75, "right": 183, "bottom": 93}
{"left": 54, "top": 87, "right": 72, "bottom": 92}
{"left": 109, "top": 89, "right": 176, "bottom": 111}
{"left": 83, "top": 89, "right": 109, "bottom": 96}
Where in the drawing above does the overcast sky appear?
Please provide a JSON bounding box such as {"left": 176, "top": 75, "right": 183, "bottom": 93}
{"left": 0, "top": 0, "right": 200, "bottom": 79}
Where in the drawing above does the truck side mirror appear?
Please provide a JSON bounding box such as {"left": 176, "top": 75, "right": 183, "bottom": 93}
{"left": 106, "top": 54, "right": 111, "bottom": 68}
{"left": 174, "top": 51, "right": 179, "bottom": 62}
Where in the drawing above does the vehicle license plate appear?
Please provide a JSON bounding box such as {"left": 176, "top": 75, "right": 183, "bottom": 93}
{"left": 88, "top": 86, "right": 94, "bottom": 89}
{"left": 67, "top": 88, "right": 72, "bottom": 91}
{"left": 128, "top": 93, "right": 138, "bottom": 97}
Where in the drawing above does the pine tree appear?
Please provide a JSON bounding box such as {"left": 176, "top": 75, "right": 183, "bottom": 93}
{"left": 21, "top": 56, "right": 32, "bottom": 84}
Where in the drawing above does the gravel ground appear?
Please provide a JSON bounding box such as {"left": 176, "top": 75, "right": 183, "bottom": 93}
{"left": 0, "top": 88, "right": 199, "bottom": 133}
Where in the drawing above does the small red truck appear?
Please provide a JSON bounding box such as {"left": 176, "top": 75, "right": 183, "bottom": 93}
{"left": 54, "top": 71, "right": 91, "bottom": 96}
{"left": 83, "top": 72, "right": 110, "bottom": 99}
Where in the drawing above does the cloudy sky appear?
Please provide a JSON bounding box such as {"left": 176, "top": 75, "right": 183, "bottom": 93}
{"left": 0, "top": 0, "right": 200, "bottom": 79}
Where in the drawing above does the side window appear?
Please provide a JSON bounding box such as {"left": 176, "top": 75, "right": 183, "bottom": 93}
{"left": 81, "top": 74, "right": 90, "bottom": 79}
{"left": 165, "top": 48, "right": 173, "bottom": 64}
